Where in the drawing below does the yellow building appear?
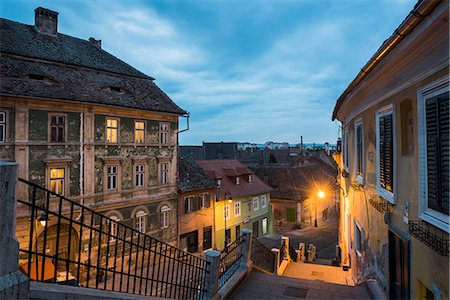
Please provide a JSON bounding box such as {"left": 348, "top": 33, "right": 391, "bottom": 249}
{"left": 332, "top": 1, "right": 449, "bottom": 299}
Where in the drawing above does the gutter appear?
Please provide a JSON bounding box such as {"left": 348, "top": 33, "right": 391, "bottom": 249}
{"left": 331, "top": 0, "right": 442, "bottom": 121}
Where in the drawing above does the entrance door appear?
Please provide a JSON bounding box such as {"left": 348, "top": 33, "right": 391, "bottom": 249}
{"left": 286, "top": 208, "right": 296, "bottom": 222}
{"left": 389, "top": 230, "right": 410, "bottom": 299}
{"left": 253, "top": 221, "right": 259, "bottom": 237}
{"left": 203, "top": 227, "right": 212, "bottom": 250}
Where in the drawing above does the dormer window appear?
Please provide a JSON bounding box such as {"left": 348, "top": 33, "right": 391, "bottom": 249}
{"left": 248, "top": 174, "right": 252, "bottom": 183}
{"left": 217, "top": 179, "right": 222, "bottom": 189}
{"left": 236, "top": 176, "right": 240, "bottom": 185}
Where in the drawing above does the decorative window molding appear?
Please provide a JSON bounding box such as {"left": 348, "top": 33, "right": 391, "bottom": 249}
{"left": 48, "top": 113, "right": 67, "bottom": 143}
{"left": 44, "top": 158, "right": 71, "bottom": 197}
{"left": 135, "top": 164, "right": 145, "bottom": 188}
{"left": 160, "top": 205, "right": 170, "bottom": 229}
{"left": 234, "top": 201, "right": 241, "bottom": 217}
{"left": 354, "top": 118, "right": 364, "bottom": 185}
{"left": 106, "top": 117, "right": 119, "bottom": 143}
{"left": 101, "top": 157, "right": 123, "bottom": 193}
{"left": 376, "top": 104, "right": 396, "bottom": 204}
{"left": 253, "top": 197, "right": 259, "bottom": 211}
{"left": 135, "top": 210, "right": 147, "bottom": 233}
{"left": 159, "top": 161, "right": 170, "bottom": 185}
{"left": 261, "top": 195, "right": 267, "bottom": 208}
{"left": 417, "top": 78, "right": 449, "bottom": 232}
{"left": 159, "top": 122, "right": 169, "bottom": 144}
{"left": 134, "top": 120, "right": 145, "bottom": 144}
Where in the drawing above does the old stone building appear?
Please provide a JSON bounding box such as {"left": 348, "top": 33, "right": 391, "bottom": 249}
{"left": 0, "top": 6, "right": 186, "bottom": 252}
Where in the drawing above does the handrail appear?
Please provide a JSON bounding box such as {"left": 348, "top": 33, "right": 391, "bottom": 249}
{"left": 251, "top": 237, "right": 275, "bottom": 273}
{"left": 16, "top": 178, "right": 208, "bottom": 299}
{"left": 288, "top": 243, "right": 298, "bottom": 262}
{"left": 217, "top": 235, "right": 244, "bottom": 289}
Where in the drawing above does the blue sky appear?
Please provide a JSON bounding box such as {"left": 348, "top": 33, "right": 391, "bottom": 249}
{"left": 1, "top": 0, "right": 416, "bottom": 145}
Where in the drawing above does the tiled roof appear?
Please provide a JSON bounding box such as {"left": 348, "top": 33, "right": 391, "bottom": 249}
{"left": 196, "top": 160, "right": 272, "bottom": 199}
{"left": 178, "top": 157, "right": 216, "bottom": 193}
{"left": 0, "top": 18, "right": 186, "bottom": 115}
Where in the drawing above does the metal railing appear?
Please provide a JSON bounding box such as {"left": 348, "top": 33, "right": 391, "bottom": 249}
{"left": 279, "top": 240, "right": 286, "bottom": 266}
{"left": 217, "top": 235, "right": 244, "bottom": 289}
{"left": 251, "top": 237, "right": 274, "bottom": 273}
{"left": 16, "top": 178, "right": 209, "bottom": 299}
{"left": 409, "top": 220, "right": 449, "bottom": 257}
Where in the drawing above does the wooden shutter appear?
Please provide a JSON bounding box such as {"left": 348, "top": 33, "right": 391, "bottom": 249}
{"left": 185, "top": 197, "right": 189, "bottom": 213}
{"left": 379, "top": 114, "right": 393, "bottom": 192}
{"left": 205, "top": 193, "right": 211, "bottom": 208}
{"left": 426, "top": 92, "right": 449, "bottom": 215}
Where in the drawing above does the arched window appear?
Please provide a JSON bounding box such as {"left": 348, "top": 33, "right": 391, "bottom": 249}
{"left": 135, "top": 210, "right": 147, "bottom": 233}
{"left": 160, "top": 205, "right": 170, "bottom": 229}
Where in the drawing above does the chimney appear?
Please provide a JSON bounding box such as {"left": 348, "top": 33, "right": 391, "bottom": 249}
{"left": 35, "top": 7, "right": 58, "bottom": 36}
{"left": 89, "top": 37, "right": 102, "bottom": 49}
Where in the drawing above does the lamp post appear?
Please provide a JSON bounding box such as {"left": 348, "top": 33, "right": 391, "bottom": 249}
{"left": 222, "top": 192, "right": 232, "bottom": 249}
{"left": 315, "top": 190, "right": 325, "bottom": 227}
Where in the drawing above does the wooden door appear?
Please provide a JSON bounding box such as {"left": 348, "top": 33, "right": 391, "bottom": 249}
{"left": 389, "top": 230, "right": 410, "bottom": 299}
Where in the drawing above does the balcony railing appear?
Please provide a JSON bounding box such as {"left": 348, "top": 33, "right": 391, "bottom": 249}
{"left": 16, "top": 178, "right": 209, "bottom": 299}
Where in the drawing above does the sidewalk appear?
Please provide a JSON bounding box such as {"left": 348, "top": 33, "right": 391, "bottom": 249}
{"left": 229, "top": 270, "right": 371, "bottom": 300}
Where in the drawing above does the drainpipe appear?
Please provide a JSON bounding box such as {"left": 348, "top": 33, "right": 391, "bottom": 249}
{"left": 77, "top": 112, "right": 84, "bottom": 220}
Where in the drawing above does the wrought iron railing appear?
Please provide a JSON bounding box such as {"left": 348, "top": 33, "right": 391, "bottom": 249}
{"left": 409, "top": 220, "right": 449, "bottom": 257}
{"left": 217, "top": 235, "right": 244, "bottom": 289}
{"left": 288, "top": 243, "right": 297, "bottom": 262}
{"left": 368, "top": 194, "right": 392, "bottom": 214}
{"left": 16, "top": 178, "right": 209, "bottom": 299}
{"left": 279, "top": 240, "right": 286, "bottom": 266}
{"left": 251, "top": 237, "right": 275, "bottom": 273}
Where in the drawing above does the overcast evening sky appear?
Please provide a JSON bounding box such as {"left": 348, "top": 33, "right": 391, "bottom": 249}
{"left": 2, "top": 0, "right": 416, "bottom": 145}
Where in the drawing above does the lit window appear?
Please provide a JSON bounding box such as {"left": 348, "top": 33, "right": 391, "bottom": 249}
{"left": 160, "top": 205, "right": 170, "bottom": 229}
{"left": 236, "top": 176, "right": 240, "bottom": 185}
{"left": 0, "top": 112, "right": 5, "bottom": 143}
{"left": 106, "top": 118, "right": 118, "bottom": 143}
{"left": 135, "top": 164, "right": 145, "bottom": 187}
{"left": 160, "top": 162, "right": 169, "bottom": 184}
{"left": 107, "top": 165, "right": 118, "bottom": 190}
{"left": 252, "top": 197, "right": 259, "bottom": 211}
{"left": 224, "top": 204, "right": 230, "bottom": 220}
{"left": 160, "top": 123, "right": 169, "bottom": 144}
{"left": 261, "top": 195, "right": 267, "bottom": 208}
{"left": 109, "top": 216, "right": 120, "bottom": 241}
{"left": 135, "top": 121, "right": 145, "bottom": 143}
{"left": 50, "top": 168, "right": 65, "bottom": 195}
{"left": 262, "top": 217, "right": 268, "bottom": 235}
{"left": 50, "top": 115, "right": 65, "bottom": 142}
{"left": 135, "top": 210, "right": 146, "bottom": 233}
{"left": 376, "top": 105, "right": 395, "bottom": 203}
{"left": 355, "top": 119, "right": 364, "bottom": 183}
{"left": 234, "top": 201, "right": 241, "bottom": 217}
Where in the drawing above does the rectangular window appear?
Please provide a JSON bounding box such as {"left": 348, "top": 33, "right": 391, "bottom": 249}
{"left": 253, "top": 197, "right": 259, "bottom": 211}
{"left": 217, "top": 179, "right": 222, "bottom": 189}
{"left": 354, "top": 219, "right": 362, "bottom": 253}
{"left": 203, "top": 226, "right": 212, "bottom": 250}
{"left": 343, "top": 126, "right": 349, "bottom": 171}
{"left": 224, "top": 204, "right": 230, "bottom": 220}
{"left": 50, "top": 168, "right": 65, "bottom": 195}
{"left": 160, "top": 206, "right": 170, "bottom": 229}
{"left": 225, "top": 229, "right": 231, "bottom": 245}
{"left": 135, "top": 121, "right": 145, "bottom": 144}
{"left": 106, "top": 118, "right": 118, "bottom": 143}
{"left": 248, "top": 174, "right": 252, "bottom": 183}
{"left": 234, "top": 201, "right": 241, "bottom": 217}
{"left": 376, "top": 105, "right": 395, "bottom": 203}
{"left": 261, "top": 195, "right": 267, "bottom": 208}
{"left": 262, "top": 217, "right": 268, "bottom": 235}
{"left": 160, "top": 123, "right": 169, "bottom": 144}
{"left": 418, "top": 81, "right": 449, "bottom": 231}
{"left": 235, "top": 225, "right": 240, "bottom": 239}
{"left": 110, "top": 216, "right": 120, "bottom": 242}
{"left": 50, "top": 115, "right": 65, "bottom": 142}
{"left": 135, "top": 164, "right": 145, "bottom": 187}
{"left": 160, "top": 162, "right": 169, "bottom": 184}
{"left": 0, "top": 112, "right": 5, "bottom": 143}
{"left": 107, "top": 165, "right": 118, "bottom": 191}
{"left": 200, "top": 193, "right": 210, "bottom": 209}
{"left": 355, "top": 119, "right": 364, "bottom": 183}
{"left": 236, "top": 176, "right": 240, "bottom": 185}
{"left": 136, "top": 211, "right": 146, "bottom": 233}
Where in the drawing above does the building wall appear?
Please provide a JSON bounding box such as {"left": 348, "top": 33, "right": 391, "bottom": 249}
{"left": 178, "top": 188, "right": 215, "bottom": 253}
{"left": 338, "top": 25, "right": 449, "bottom": 299}
{"left": 1, "top": 97, "right": 180, "bottom": 245}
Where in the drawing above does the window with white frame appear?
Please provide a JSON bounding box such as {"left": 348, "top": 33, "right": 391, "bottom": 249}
{"left": 200, "top": 193, "right": 210, "bottom": 209}
{"left": 236, "top": 176, "right": 240, "bottom": 185}
{"left": 135, "top": 210, "right": 146, "bottom": 233}
{"left": 343, "top": 126, "right": 349, "bottom": 171}
{"left": 261, "top": 195, "right": 267, "bottom": 208}
{"left": 418, "top": 80, "right": 449, "bottom": 231}
{"left": 0, "top": 112, "right": 5, "bottom": 143}
{"left": 234, "top": 201, "right": 241, "bottom": 217}
{"left": 262, "top": 217, "right": 268, "bottom": 235}
{"left": 376, "top": 105, "right": 395, "bottom": 203}
{"left": 248, "top": 174, "right": 252, "bottom": 183}
{"left": 354, "top": 218, "right": 362, "bottom": 253}
{"left": 50, "top": 115, "right": 65, "bottom": 142}
{"left": 135, "top": 121, "right": 145, "bottom": 144}
{"left": 107, "top": 165, "right": 118, "bottom": 191}
{"left": 50, "top": 168, "right": 65, "bottom": 195}
{"left": 135, "top": 164, "right": 145, "bottom": 187}
{"left": 109, "top": 216, "right": 120, "bottom": 241}
{"left": 160, "top": 205, "right": 170, "bottom": 229}
{"left": 160, "top": 162, "right": 169, "bottom": 184}
{"left": 354, "top": 119, "right": 364, "bottom": 183}
{"left": 224, "top": 204, "right": 230, "bottom": 220}
{"left": 252, "top": 197, "right": 259, "bottom": 211}
{"left": 160, "top": 123, "right": 169, "bottom": 144}
{"left": 106, "top": 118, "right": 118, "bottom": 143}
{"left": 185, "top": 196, "right": 196, "bottom": 213}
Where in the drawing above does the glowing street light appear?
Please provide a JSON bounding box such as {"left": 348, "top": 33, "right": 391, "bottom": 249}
{"left": 314, "top": 190, "right": 325, "bottom": 227}
{"left": 318, "top": 190, "right": 325, "bottom": 199}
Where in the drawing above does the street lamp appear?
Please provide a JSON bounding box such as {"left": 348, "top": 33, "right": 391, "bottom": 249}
{"left": 223, "top": 192, "right": 232, "bottom": 249}
{"left": 314, "top": 190, "right": 325, "bottom": 227}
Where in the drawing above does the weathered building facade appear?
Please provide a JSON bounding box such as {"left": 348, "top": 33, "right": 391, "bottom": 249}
{"left": 1, "top": 6, "right": 186, "bottom": 254}
{"left": 178, "top": 157, "right": 216, "bottom": 254}
{"left": 332, "top": 1, "right": 449, "bottom": 298}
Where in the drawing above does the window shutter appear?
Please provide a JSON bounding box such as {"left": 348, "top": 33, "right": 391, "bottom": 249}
{"left": 185, "top": 198, "right": 189, "bottom": 213}
{"left": 379, "top": 114, "right": 393, "bottom": 192}
{"left": 426, "top": 93, "right": 449, "bottom": 215}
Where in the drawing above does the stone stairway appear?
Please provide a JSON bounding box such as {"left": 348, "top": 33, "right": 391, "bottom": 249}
{"left": 282, "top": 261, "right": 355, "bottom": 286}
